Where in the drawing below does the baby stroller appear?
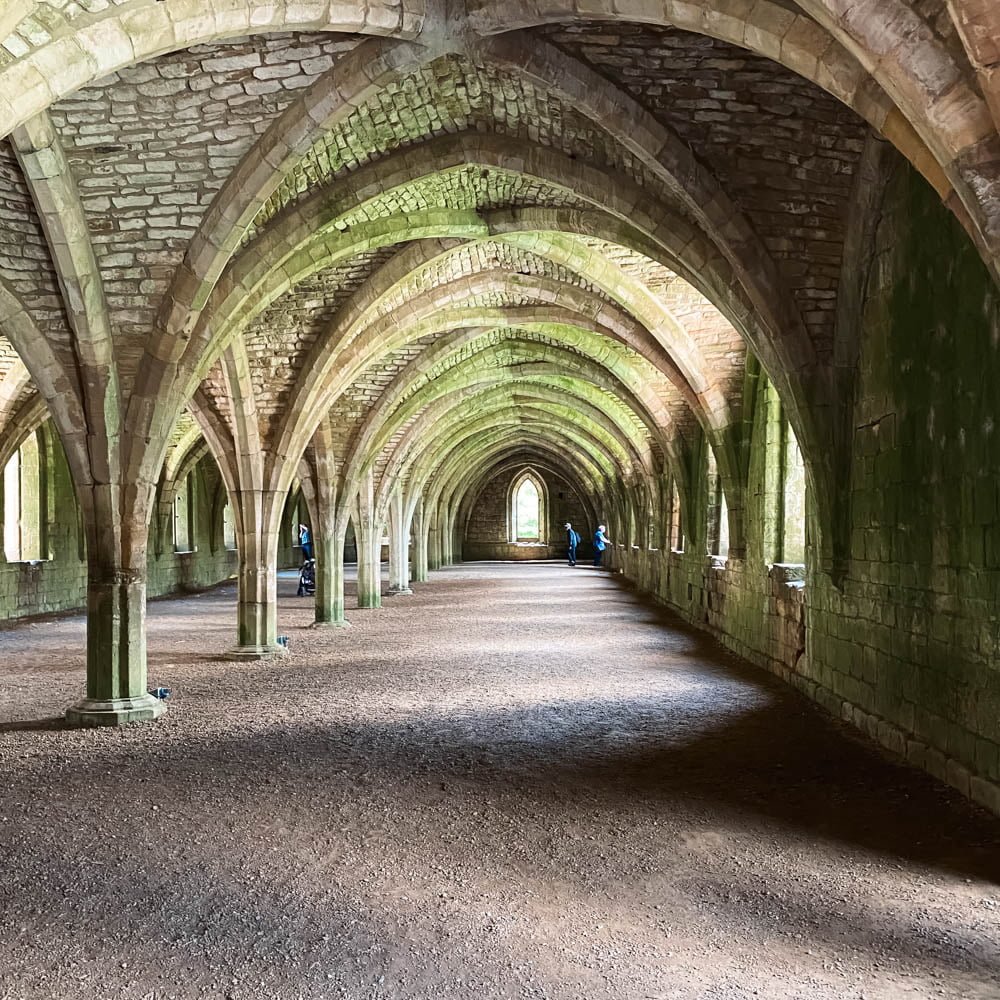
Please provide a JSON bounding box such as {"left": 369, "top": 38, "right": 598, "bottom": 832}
{"left": 297, "top": 557, "right": 316, "bottom": 597}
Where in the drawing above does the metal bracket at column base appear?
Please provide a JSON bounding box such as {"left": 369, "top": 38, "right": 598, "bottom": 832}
{"left": 385, "top": 587, "right": 413, "bottom": 596}
{"left": 223, "top": 644, "right": 290, "bottom": 661}
{"left": 310, "top": 619, "right": 352, "bottom": 629}
{"left": 66, "top": 693, "right": 166, "bottom": 727}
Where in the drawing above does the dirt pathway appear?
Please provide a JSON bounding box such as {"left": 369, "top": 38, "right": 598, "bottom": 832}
{"left": 0, "top": 562, "right": 997, "bottom": 999}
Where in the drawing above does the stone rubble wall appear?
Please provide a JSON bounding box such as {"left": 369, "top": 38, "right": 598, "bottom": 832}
{"left": 614, "top": 163, "right": 1000, "bottom": 819}
{"left": 463, "top": 464, "right": 592, "bottom": 561}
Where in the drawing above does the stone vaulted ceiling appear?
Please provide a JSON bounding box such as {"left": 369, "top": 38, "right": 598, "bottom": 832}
{"left": 0, "top": 0, "right": 997, "bottom": 566}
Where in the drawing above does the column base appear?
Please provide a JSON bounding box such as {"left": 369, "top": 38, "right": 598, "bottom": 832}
{"left": 310, "top": 619, "right": 352, "bottom": 629}
{"left": 223, "top": 644, "right": 290, "bottom": 661}
{"left": 386, "top": 586, "right": 413, "bottom": 596}
{"left": 66, "top": 693, "right": 165, "bottom": 728}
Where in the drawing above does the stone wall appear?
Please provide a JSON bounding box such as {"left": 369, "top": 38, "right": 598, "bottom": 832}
{"left": 148, "top": 455, "right": 247, "bottom": 599}
{"left": 804, "top": 161, "right": 1000, "bottom": 816}
{"left": 615, "top": 162, "right": 1000, "bottom": 817}
{"left": 464, "top": 466, "right": 591, "bottom": 561}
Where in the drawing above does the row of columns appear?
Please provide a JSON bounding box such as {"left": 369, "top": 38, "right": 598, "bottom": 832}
{"left": 234, "top": 486, "right": 459, "bottom": 641}
{"left": 68, "top": 472, "right": 466, "bottom": 725}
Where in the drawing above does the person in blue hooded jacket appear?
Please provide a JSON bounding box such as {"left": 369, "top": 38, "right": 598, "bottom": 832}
{"left": 593, "top": 524, "right": 611, "bottom": 567}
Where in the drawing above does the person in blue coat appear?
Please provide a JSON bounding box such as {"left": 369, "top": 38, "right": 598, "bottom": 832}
{"left": 298, "top": 523, "right": 313, "bottom": 561}
{"left": 564, "top": 522, "right": 580, "bottom": 566}
{"left": 593, "top": 524, "right": 611, "bottom": 567}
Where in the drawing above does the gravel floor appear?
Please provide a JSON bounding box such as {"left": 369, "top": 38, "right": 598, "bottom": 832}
{"left": 0, "top": 561, "right": 997, "bottom": 1000}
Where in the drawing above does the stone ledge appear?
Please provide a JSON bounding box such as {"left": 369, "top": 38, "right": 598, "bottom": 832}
{"left": 770, "top": 562, "right": 805, "bottom": 586}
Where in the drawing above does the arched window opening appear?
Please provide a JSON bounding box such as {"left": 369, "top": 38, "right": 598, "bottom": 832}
{"left": 782, "top": 425, "right": 807, "bottom": 565}
{"left": 761, "top": 378, "right": 808, "bottom": 567}
{"left": 4, "top": 451, "right": 21, "bottom": 561}
{"left": 222, "top": 501, "right": 237, "bottom": 551}
{"left": 508, "top": 471, "right": 547, "bottom": 545}
{"left": 669, "top": 479, "right": 683, "bottom": 552}
{"left": 514, "top": 478, "right": 540, "bottom": 541}
{"left": 3, "top": 431, "right": 45, "bottom": 562}
{"left": 718, "top": 492, "right": 730, "bottom": 559}
{"left": 173, "top": 472, "right": 194, "bottom": 553}
{"left": 706, "top": 450, "right": 728, "bottom": 559}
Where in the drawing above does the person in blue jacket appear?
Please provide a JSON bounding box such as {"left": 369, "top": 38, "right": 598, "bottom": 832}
{"left": 298, "top": 523, "right": 313, "bottom": 561}
{"left": 564, "top": 522, "right": 580, "bottom": 566}
{"left": 593, "top": 524, "right": 611, "bottom": 567}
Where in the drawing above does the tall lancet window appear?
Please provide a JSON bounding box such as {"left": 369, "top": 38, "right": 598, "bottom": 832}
{"left": 514, "top": 478, "right": 540, "bottom": 541}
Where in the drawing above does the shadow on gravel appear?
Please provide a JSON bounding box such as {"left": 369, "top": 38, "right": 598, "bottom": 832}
{"left": 4, "top": 813, "right": 996, "bottom": 992}
{"left": 0, "top": 835, "right": 428, "bottom": 999}
{"left": 2, "top": 711, "right": 998, "bottom": 988}
{"left": 12, "top": 688, "right": 998, "bottom": 885}
{"left": 197, "top": 708, "right": 1000, "bottom": 884}
{"left": 0, "top": 715, "right": 69, "bottom": 733}
{"left": 147, "top": 651, "right": 231, "bottom": 666}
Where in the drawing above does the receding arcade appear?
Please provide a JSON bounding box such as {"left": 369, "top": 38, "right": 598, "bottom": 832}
{"left": 0, "top": 0, "right": 996, "bottom": 830}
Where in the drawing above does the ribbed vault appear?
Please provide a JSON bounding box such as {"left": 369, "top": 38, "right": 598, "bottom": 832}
{"left": 0, "top": 0, "right": 999, "bottom": 838}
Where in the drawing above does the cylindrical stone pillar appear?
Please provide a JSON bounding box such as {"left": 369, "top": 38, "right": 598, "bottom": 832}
{"left": 440, "top": 501, "right": 453, "bottom": 567}
{"left": 386, "top": 492, "right": 413, "bottom": 595}
{"left": 412, "top": 506, "right": 429, "bottom": 583}
{"left": 356, "top": 523, "right": 382, "bottom": 609}
{"left": 66, "top": 558, "right": 164, "bottom": 726}
{"left": 313, "top": 520, "right": 351, "bottom": 628}
{"left": 228, "top": 548, "right": 286, "bottom": 659}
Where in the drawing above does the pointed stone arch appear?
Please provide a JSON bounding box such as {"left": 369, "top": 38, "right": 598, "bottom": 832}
{"left": 508, "top": 468, "right": 548, "bottom": 545}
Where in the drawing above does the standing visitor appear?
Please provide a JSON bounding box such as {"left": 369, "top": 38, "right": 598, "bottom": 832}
{"left": 565, "top": 522, "right": 580, "bottom": 566}
{"left": 593, "top": 524, "right": 611, "bottom": 567}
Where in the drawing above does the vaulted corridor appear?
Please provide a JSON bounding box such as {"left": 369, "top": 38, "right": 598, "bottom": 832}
{"left": 1, "top": 563, "right": 997, "bottom": 999}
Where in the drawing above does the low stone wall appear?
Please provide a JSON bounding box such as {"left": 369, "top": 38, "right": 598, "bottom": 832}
{"left": 618, "top": 548, "right": 806, "bottom": 682}
{"left": 0, "top": 559, "right": 87, "bottom": 621}
{"left": 465, "top": 541, "right": 549, "bottom": 560}
{"left": 463, "top": 541, "right": 594, "bottom": 561}
{"left": 615, "top": 545, "right": 1000, "bottom": 817}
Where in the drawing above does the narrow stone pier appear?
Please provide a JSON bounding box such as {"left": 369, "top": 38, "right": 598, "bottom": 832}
{"left": 0, "top": 562, "right": 997, "bottom": 999}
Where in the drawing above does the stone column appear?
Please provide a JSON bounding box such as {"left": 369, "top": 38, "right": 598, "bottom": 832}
{"left": 439, "top": 499, "right": 454, "bottom": 567}
{"left": 66, "top": 486, "right": 163, "bottom": 726}
{"left": 356, "top": 526, "right": 383, "bottom": 608}
{"left": 609, "top": 509, "right": 624, "bottom": 572}
{"left": 386, "top": 490, "right": 412, "bottom": 595}
{"left": 355, "top": 472, "right": 382, "bottom": 609}
{"left": 412, "top": 497, "right": 429, "bottom": 583}
{"left": 227, "top": 489, "right": 286, "bottom": 659}
{"left": 314, "top": 514, "right": 351, "bottom": 627}
{"left": 308, "top": 460, "right": 351, "bottom": 628}
{"left": 427, "top": 509, "right": 441, "bottom": 571}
